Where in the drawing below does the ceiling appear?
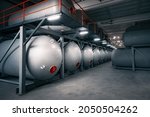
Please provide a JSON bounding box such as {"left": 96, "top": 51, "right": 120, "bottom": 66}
{"left": 75, "top": 0, "right": 150, "bottom": 48}
{"left": 0, "top": 0, "right": 150, "bottom": 48}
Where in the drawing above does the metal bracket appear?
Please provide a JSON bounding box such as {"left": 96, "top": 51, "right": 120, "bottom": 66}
{"left": 19, "top": 26, "right": 26, "bottom": 95}
{"left": 60, "top": 37, "right": 65, "bottom": 79}
{"left": 24, "top": 18, "right": 46, "bottom": 46}
{"left": 131, "top": 47, "right": 135, "bottom": 71}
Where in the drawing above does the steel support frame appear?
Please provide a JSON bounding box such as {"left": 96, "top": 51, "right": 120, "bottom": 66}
{"left": 60, "top": 37, "right": 65, "bottom": 79}
{"left": 0, "top": 18, "right": 46, "bottom": 95}
{"left": 78, "top": 41, "right": 84, "bottom": 71}
{"left": 19, "top": 26, "right": 26, "bottom": 95}
{"left": 18, "top": 18, "right": 46, "bottom": 95}
{"left": 0, "top": 16, "right": 105, "bottom": 94}
{"left": 131, "top": 47, "right": 135, "bottom": 71}
{"left": 90, "top": 43, "right": 94, "bottom": 68}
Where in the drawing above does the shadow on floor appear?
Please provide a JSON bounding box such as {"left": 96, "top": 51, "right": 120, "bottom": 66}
{"left": 0, "top": 62, "right": 150, "bottom": 100}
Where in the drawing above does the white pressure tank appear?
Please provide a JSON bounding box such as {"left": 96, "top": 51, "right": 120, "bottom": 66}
{"left": 93, "top": 48, "right": 101, "bottom": 65}
{"left": 64, "top": 41, "right": 82, "bottom": 71}
{"left": 82, "top": 45, "right": 93, "bottom": 67}
{"left": 0, "top": 35, "right": 62, "bottom": 80}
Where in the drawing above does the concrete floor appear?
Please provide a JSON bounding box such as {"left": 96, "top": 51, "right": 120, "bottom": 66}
{"left": 0, "top": 62, "right": 150, "bottom": 100}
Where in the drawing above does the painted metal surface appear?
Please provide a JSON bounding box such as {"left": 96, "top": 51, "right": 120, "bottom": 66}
{"left": 8, "top": 0, "right": 74, "bottom": 26}
{"left": 64, "top": 41, "right": 82, "bottom": 71}
{"left": 82, "top": 45, "right": 93, "bottom": 67}
{"left": 0, "top": 35, "right": 62, "bottom": 80}
{"left": 93, "top": 48, "right": 101, "bottom": 65}
{"left": 112, "top": 48, "right": 150, "bottom": 68}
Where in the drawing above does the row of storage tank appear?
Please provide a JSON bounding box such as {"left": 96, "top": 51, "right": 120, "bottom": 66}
{"left": 0, "top": 35, "right": 111, "bottom": 80}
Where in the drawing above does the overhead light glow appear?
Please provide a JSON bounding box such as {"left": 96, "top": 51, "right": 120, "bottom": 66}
{"left": 118, "top": 43, "right": 122, "bottom": 46}
{"left": 113, "top": 36, "right": 116, "bottom": 39}
{"left": 117, "top": 40, "right": 121, "bottom": 43}
{"left": 102, "top": 40, "right": 107, "bottom": 44}
{"left": 47, "top": 13, "right": 61, "bottom": 21}
{"left": 79, "top": 30, "right": 89, "bottom": 35}
{"left": 94, "top": 38, "right": 100, "bottom": 42}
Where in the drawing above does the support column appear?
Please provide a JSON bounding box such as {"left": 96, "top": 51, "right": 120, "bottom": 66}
{"left": 79, "top": 42, "right": 84, "bottom": 71}
{"left": 60, "top": 37, "right": 64, "bottom": 79}
{"left": 131, "top": 47, "right": 135, "bottom": 71}
{"left": 19, "top": 26, "right": 26, "bottom": 95}
{"left": 91, "top": 44, "right": 94, "bottom": 68}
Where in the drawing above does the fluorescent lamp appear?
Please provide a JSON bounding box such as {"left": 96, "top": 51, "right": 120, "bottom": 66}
{"left": 94, "top": 38, "right": 100, "bottom": 42}
{"left": 102, "top": 40, "right": 107, "bottom": 44}
{"left": 79, "top": 30, "right": 89, "bottom": 35}
{"left": 107, "top": 44, "right": 111, "bottom": 47}
{"left": 47, "top": 14, "right": 61, "bottom": 21}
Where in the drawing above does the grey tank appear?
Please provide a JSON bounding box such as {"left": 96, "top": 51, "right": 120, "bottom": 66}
{"left": 0, "top": 35, "right": 62, "bottom": 80}
{"left": 123, "top": 30, "right": 150, "bottom": 47}
{"left": 64, "top": 42, "right": 82, "bottom": 71}
{"left": 112, "top": 48, "right": 150, "bottom": 68}
{"left": 82, "top": 46, "right": 93, "bottom": 67}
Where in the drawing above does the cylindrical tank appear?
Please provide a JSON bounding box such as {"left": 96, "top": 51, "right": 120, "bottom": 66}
{"left": 0, "top": 35, "right": 62, "bottom": 80}
{"left": 112, "top": 48, "right": 150, "bottom": 68}
{"left": 93, "top": 48, "right": 101, "bottom": 65}
{"left": 64, "top": 41, "right": 82, "bottom": 71}
{"left": 82, "top": 46, "right": 93, "bottom": 67}
{"left": 123, "top": 30, "right": 150, "bottom": 47}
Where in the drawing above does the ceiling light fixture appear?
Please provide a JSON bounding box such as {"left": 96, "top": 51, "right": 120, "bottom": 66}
{"left": 117, "top": 36, "right": 120, "bottom": 39}
{"left": 94, "top": 37, "right": 100, "bottom": 42}
{"left": 79, "top": 30, "right": 89, "bottom": 35}
{"left": 113, "top": 36, "right": 116, "bottom": 39}
{"left": 47, "top": 13, "right": 61, "bottom": 21}
{"left": 102, "top": 40, "right": 107, "bottom": 44}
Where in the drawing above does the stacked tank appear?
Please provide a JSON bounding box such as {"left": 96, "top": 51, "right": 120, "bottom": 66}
{"left": 112, "top": 23, "right": 150, "bottom": 69}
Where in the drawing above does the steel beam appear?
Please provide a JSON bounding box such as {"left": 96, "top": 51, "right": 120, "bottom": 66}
{"left": 0, "top": 31, "right": 20, "bottom": 63}
{"left": 131, "top": 47, "right": 135, "bottom": 71}
{"left": 79, "top": 42, "right": 84, "bottom": 71}
{"left": 24, "top": 18, "right": 46, "bottom": 46}
{"left": 19, "top": 26, "right": 26, "bottom": 95}
{"left": 60, "top": 37, "right": 65, "bottom": 79}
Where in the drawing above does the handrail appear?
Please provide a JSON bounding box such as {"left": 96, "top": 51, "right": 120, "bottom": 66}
{"left": 0, "top": 0, "right": 86, "bottom": 27}
{"left": 0, "top": 0, "right": 30, "bottom": 13}
{"left": 0, "top": 0, "right": 50, "bottom": 25}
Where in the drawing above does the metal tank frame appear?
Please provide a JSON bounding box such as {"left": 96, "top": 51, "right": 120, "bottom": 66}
{"left": 0, "top": 21, "right": 111, "bottom": 95}
{"left": 0, "top": 0, "right": 112, "bottom": 95}
{"left": 112, "top": 46, "right": 150, "bottom": 71}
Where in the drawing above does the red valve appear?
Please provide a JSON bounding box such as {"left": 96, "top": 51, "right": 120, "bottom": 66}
{"left": 50, "top": 66, "right": 57, "bottom": 74}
